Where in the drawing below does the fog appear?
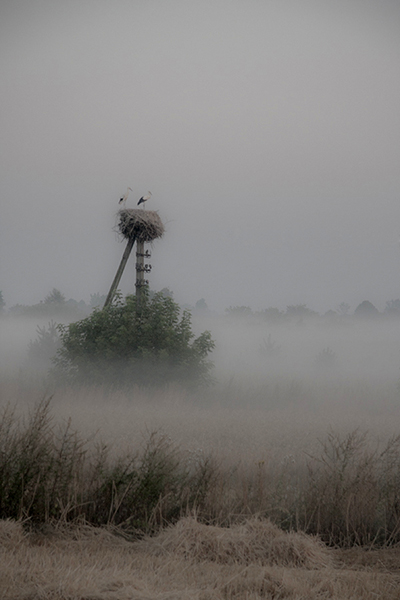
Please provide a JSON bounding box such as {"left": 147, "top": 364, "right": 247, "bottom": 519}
{"left": 1, "top": 1, "right": 400, "bottom": 313}
{"left": 1, "top": 310, "right": 400, "bottom": 473}
{"left": 204, "top": 314, "right": 400, "bottom": 384}
{"left": 2, "top": 1, "right": 400, "bottom": 459}
{"left": 2, "top": 308, "right": 400, "bottom": 401}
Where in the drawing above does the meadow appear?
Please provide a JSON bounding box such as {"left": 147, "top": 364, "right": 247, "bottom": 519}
{"left": 1, "top": 312, "right": 400, "bottom": 598}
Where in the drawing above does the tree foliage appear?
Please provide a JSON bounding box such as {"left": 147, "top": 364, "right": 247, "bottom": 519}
{"left": 44, "top": 288, "right": 66, "bottom": 305}
{"left": 52, "top": 292, "right": 215, "bottom": 388}
{"left": 354, "top": 300, "right": 379, "bottom": 318}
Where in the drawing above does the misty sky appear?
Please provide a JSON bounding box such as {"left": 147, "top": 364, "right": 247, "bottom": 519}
{"left": 1, "top": 0, "right": 400, "bottom": 313}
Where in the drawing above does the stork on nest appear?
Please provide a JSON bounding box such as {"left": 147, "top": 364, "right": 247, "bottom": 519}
{"left": 117, "top": 208, "right": 164, "bottom": 243}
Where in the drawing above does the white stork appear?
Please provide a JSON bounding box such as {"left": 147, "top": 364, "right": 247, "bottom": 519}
{"left": 119, "top": 187, "right": 132, "bottom": 207}
{"left": 137, "top": 191, "right": 152, "bottom": 208}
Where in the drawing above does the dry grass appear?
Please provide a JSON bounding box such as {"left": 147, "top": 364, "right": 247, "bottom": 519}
{"left": 2, "top": 380, "right": 400, "bottom": 546}
{"left": 117, "top": 208, "right": 164, "bottom": 242}
{"left": 2, "top": 376, "right": 400, "bottom": 597}
{"left": 1, "top": 519, "right": 400, "bottom": 600}
{"left": 140, "top": 516, "right": 332, "bottom": 569}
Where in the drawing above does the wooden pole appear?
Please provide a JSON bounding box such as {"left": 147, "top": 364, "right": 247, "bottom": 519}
{"left": 103, "top": 235, "right": 136, "bottom": 308}
{"left": 136, "top": 240, "right": 145, "bottom": 311}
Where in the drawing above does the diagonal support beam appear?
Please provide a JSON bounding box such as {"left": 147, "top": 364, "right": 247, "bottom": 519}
{"left": 103, "top": 235, "right": 136, "bottom": 308}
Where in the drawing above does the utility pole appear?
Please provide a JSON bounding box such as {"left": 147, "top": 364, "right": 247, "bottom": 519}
{"left": 104, "top": 208, "right": 164, "bottom": 309}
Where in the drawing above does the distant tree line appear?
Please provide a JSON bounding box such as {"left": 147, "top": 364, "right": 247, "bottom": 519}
{"left": 224, "top": 299, "right": 400, "bottom": 321}
{"left": 0, "top": 288, "right": 106, "bottom": 319}
{"left": 0, "top": 287, "right": 178, "bottom": 318}
{"left": 2, "top": 287, "right": 400, "bottom": 321}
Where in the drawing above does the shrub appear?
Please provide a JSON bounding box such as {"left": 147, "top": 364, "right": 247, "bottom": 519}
{"left": 27, "top": 321, "right": 60, "bottom": 370}
{"left": 52, "top": 292, "right": 215, "bottom": 388}
{"left": 300, "top": 431, "right": 400, "bottom": 546}
{"left": 313, "top": 347, "right": 337, "bottom": 371}
{"left": 0, "top": 399, "right": 86, "bottom": 522}
{"left": 0, "top": 400, "right": 218, "bottom": 532}
{"left": 258, "top": 334, "right": 281, "bottom": 358}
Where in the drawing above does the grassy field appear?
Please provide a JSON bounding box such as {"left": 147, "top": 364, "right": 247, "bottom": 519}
{"left": 2, "top": 314, "right": 400, "bottom": 597}
{"left": 1, "top": 381, "right": 400, "bottom": 598}
{"left": 2, "top": 378, "right": 400, "bottom": 539}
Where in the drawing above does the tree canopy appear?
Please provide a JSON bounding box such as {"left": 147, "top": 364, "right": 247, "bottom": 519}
{"left": 52, "top": 292, "right": 215, "bottom": 388}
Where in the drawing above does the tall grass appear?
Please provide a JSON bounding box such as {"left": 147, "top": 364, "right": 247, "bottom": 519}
{"left": 301, "top": 430, "right": 400, "bottom": 546}
{"left": 1, "top": 398, "right": 400, "bottom": 546}
{"left": 0, "top": 398, "right": 215, "bottom": 532}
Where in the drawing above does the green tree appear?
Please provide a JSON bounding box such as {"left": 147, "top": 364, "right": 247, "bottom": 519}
{"left": 90, "top": 293, "right": 106, "bottom": 309}
{"left": 44, "top": 288, "right": 66, "bottom": 305}
{"left": 195, "top": 298, "right": 208, "bottom": 311}
{"left": 52, "top": 292, "right": 215, "bottom": 388}
{"left": 354, "top": 300, "right": 379, "bottom": 318}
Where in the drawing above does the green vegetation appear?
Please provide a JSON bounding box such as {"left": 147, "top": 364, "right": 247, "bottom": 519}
{"left": 52, "top": 292, "right": 215, "bottom": 388}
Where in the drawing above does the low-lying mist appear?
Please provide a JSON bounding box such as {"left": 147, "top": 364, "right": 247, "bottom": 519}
{"left": 3, "top": 309, "right": 400, "bottom": 384}
{"left": 197, "top": 312, "right": 400, "bottom": 384}
{"left": 2, "top": 310, "right": 400, "bottom": 436}
{"left": 2, "top": 310, "right": 400, "bottom": 546}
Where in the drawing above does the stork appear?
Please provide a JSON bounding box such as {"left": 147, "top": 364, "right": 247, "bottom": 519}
{"left": 137, "top": 191, "right": 152, "bottom": 208}
{"left": 119, "top": 187, "right": 132, "bottom": 207}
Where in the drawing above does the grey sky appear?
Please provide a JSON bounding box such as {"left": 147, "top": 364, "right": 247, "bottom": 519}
{"left": 1, "top": 0, "right": 400, "bottom": 312}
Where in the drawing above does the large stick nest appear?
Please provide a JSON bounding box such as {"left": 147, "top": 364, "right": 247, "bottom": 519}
{"left": 117, "top": 209, "right": 165, "bottom": 243}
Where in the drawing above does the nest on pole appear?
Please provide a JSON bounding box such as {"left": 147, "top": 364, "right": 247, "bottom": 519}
{"left": 117, "top": 209, "right": 164, "bottom": 243}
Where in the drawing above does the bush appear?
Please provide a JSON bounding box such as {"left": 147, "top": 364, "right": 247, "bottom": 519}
{"left": 0, "top": 399, "right": 217, "bottom": 531}
{"left": 52, "top": 292, "right": 215, "bottom": 388}
{"left": 313, "top": 347, "right": 337, "bottom": 371}
{"left": 27, "top": 321, "right": 60, "bottom": 370}
{"left": 299, "top": 431, "right": 400, "bottom": 546}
